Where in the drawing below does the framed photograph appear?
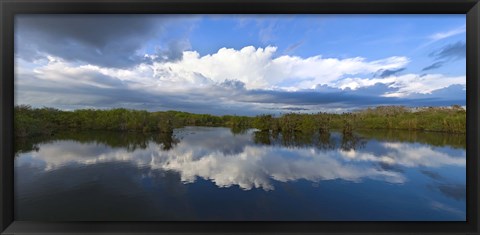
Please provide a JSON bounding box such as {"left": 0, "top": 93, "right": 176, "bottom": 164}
{"left": 1, "top": 0, "right": 479, "bottom": 234}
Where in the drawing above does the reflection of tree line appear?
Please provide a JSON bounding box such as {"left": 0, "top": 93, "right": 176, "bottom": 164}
{"left": 16, "top": 128, "right": 368, "bottom": 157}
{"left": 251, "top": 127, "right": 466, "bottom": 151}
{"left": 253, "top": 130, "right": 366, "bottom": 151}
{"left": 15, "top": 131, "right": 179, "bottom": 155}
{"left": 15, "top": 127, "right": 465, "bottom": 158}
{"left": 355, "top": 129, "right": 466, "bottom": 149}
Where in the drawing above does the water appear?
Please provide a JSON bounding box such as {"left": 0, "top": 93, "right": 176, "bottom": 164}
{"left": 14, "top": 127, "right": 466, "bottom": 221}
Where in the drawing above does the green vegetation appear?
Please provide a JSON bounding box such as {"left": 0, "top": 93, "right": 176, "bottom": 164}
{"left": 14, "top": 105, "right": 466, "bottom": 139}
{"left": 14, "top": 105, "right": 252, "bottom": 138}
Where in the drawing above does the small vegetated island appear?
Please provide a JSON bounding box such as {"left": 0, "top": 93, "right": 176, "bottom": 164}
{"left": 15, "top": 105, "right": 465, "bottom": 139}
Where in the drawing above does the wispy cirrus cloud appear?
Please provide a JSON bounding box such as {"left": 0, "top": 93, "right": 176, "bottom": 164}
{"left": 283, "top": 41, "right": 304, "bottom": 54}
{"left": 414, "top": 25, "right": 466, "bottom": 52}
{"left": 429, "top": 25, "right": 466, "bottom": 42}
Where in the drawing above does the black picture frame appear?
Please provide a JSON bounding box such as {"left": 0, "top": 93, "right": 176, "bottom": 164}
{"left": 1, "top": 0, "right": 479, "bottom": 234}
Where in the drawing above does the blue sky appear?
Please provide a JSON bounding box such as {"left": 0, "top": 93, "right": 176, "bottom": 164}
{"left": 15, "top": 15, "right": 466, "bottom": 115}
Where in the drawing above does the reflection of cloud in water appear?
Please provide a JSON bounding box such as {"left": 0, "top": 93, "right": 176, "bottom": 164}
{"left": 437, "top": 184, "right": 466, "bottom": 201}
{"left": 158, "top": 146, "right": 407, "bottom": 190}
{"left": 430, "top": 201, "right": 465, "bottom": 219}
{"left": 339, "top": 142, "right": 465, "bottom": 168}
{"left": 20, "top": 143, "right": 405, "bottom": 191}
{"left": 16, "top": 130, "right": 465, "bottom": 191}
{"left": 421, "top": 169, "right": 465, "bottom": 202}
{"left": 175, "top": 127, "right": 254, "bottom": 155}
{"left": 420, "top": 169, "right": 444, "bottom": 181}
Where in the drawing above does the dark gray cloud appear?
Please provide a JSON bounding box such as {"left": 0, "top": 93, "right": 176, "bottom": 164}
{"left": 15, "top": 15, "right": 182, "bottom": 68}
{"left": 17, "top": 77, "right": 466, "bottom": 115}
{"left": 150, "top": 40, "right": 191, "bottom": 63}
{"left": 16, "top": 73, "right": 255, "bottom": 115}
{"left": 407, "top": 84, "right": 465, "bottom": 105}
{"left": 17, "top": 81, "right": 158, "bottom": 108}
{"left": 220, "top": 79, "right": 247, "bottom": 90}
{"left": 375, "top": 68, "right": 406, "bottom": 78}
{"left": 281, "top": 107, "right": 310, "bottom": 111}
{"left": 429, "top": 41, "right": 466, "bottom": 61}
{"left": 423, "top": 41, "right": 466, "bottom": 71}
{"left": 422, "top": 61, "right": 444, "bottom": 71}
{"left": 234, "top": 83, "right": 465, "bottom": 111}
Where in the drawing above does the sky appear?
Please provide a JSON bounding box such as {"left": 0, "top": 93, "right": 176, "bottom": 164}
{"left": 14, "top": 15, "right": 466, "bottom": 116}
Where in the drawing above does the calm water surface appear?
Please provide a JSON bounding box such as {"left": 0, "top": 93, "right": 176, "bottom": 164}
{"left": 15, "top": 127, "right": 466, "bottom": 221}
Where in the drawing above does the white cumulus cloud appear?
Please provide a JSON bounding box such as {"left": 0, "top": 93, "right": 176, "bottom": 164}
{"left": 150, "top": 46, "right": 409, "bottom": 90}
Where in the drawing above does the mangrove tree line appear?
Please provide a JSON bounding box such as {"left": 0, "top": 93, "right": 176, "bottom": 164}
{"left": 14, "top": 105, "right": 466, "bottom": 138}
